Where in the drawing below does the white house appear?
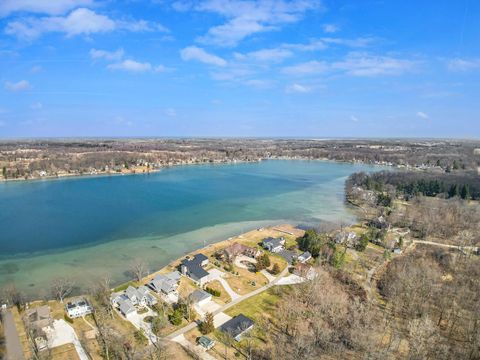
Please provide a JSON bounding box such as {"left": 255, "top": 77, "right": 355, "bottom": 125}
{"left": 65, "top": 298, "right": 93, "bottom": 319}
{"left": 262, "top": 237, "right": 285, "bottom": 253}
{"left": 148, "top": 271, "right": 181, "bottom": 295}
{"left": 190, "top": 289, "right": 212, "bottom": 307}
{"left": 297, "top": 251, "right": 312, "bottom": 263}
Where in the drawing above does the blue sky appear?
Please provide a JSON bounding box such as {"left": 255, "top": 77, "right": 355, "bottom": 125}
{"left": 0, "top": 0, "right": 479, "bottom": 138}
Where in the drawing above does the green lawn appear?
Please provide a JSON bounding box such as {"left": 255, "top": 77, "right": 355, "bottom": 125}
{"left": 224, "top": 287, "right": 282, "bottom": 322}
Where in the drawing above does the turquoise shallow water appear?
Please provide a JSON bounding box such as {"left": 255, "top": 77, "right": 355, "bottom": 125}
{"left": 0, "top": 160, "right": 381, "bottom": 296}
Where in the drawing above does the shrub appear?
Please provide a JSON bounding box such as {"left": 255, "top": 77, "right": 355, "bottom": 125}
{"left": 169, "top": 309, "right": 183, "bottom": 326}
{"left": 64, "top": 314, "right": 74, "bottom": 323}
{"left": 270, "top": 263, "right": 281, "bottom": 275}
{"left": 205, "top": 287, "right": 221, "bottom": 297}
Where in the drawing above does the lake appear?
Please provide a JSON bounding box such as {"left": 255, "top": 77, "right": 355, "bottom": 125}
{"left": 0, "top": 160, "right": 381, "bottom": 296}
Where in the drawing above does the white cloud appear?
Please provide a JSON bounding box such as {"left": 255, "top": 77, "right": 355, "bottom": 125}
{"left": 0, "top": 0, "right": 94, "bottom": 17}
{"left": 5, "top": 8, "right": 167, "bottom": 40}
{"left": 323, "top": 23, "right": 339, "bottom": 33}
{"left": 447, "top": 58, "right": 480, "bottom": 72}
{"left": 30, "top": 102, "right": 43, "bottom": 109}
{"left": 350, "top": 115, "right": 359, "bottom": 122}
{"left": 282, "top": 60, "right": 328, "bottom": 75}
{"left": 416, "top": 111, "right": 429, "bottom": 120}
{"left": 285, "top": 83, "right": 310, "bottom": 93}
{"left": 239, "top": 48, "right": 293, "bottom": 63}
{"left": 90, "top": 48, "right": 124, "bottom": 61}
{"left": 180, "top": 46, "right": 227, "bottom": 66}
{"left": 283, "top": 37, "right": 374, "bottom": 52}
{"left": 332, "top": 53, "right": 417, "bottom": 76}
{"left": 30, "top": 65, "right": 43, "bottom": 73}
{"left": 181, "top": 0, "right": 322, "bottom": 47}
{"left": 5, "top": 80, "right": 32, "bottom": 92}
{"left": 243, "top": 79, "right": 273, "bottom": 89}
{"left": 107, "top": 59, "right": 166, "bottom": 73}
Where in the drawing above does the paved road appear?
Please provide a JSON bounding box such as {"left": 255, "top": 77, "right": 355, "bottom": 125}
{"left": 2, "top": 310, "right": 25, "bottom": 360}
{"left": 166, "top": 267, "right": 289, "bottom": 340}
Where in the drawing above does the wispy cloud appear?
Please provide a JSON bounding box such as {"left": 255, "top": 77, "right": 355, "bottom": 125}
{"left": 165, "top": 108, "right": 177, "bottom": 117}
{"left": 285, "top": 83, "right": 310, "bottom": 93}
{"left": 282, "top": 60, "right": 328, "bottom": 75}
{"left": 107, "top": 59, "right": 167, "bottom": 73}
{"left": 447, "top": 58, "right": 480, "bottom": 72}
{"left": 236, "top": 48, "right": 293, "bottom": 63}
{"left": 416, "top": 111, "right": 429, "bottom": 120}
{"left": 90, "top": 48, "right": 124, "bottom": 61}
{"left": 5, "top": 8, "right": 168, "bottom": 40}
{"left": 332, "top": 52, "right": 417, "bottom": 76}
{"left": 175, "top": 0, "right": 322, "bottom": 47}
{"left": 350, "top": 115, "right": 359, "bottom": 122}
{"left": 180, "top": 46, "right": 227, "bottom": 66}
{"left": 283, "top": 37, "right": 375, "bottom": 52}
{"left": 0, "top": 0, "right": 94, "bottom": 17}
{"left": 5, "top": 80, "right": 32, "bottom": 92}
{"left": 322, "top": 23, "right": 339, "bottom": 33}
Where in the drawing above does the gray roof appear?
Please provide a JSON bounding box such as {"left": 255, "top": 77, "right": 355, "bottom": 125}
{"left": 190, "top": 289, "right": 211, "bottom": 303}
{"left": 165, "top": 270, "right": 181, "bottom": 282}
{"left": 149, "top": 274, "right": 177, "bottom": 294}
{"left": 220, "top": 314, "right": 254, "bottom": 339}
{"left": 278, "top": 249, "right": 297, "bottom": 264}
{"left": 298, "top": 251, "right": 312, "bottom": 260}
{"left": 125, "top": 286, "right": 140, "bottom": 302}
{"left": 118, "top": 299, "right": 135, "bottom": 315}
{"left": 262, "top": 237, "right": 284, "bottom": 248}
{"left": 181, "top": 254, "right": 210, "bottom": 281}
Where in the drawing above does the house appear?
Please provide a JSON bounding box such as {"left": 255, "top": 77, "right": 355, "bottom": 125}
{"left": 335, "top": 232, "right": 358, "bottom": 247}
{"left": 112, "top": 285, "right": 157, "bottom": 315}
{"left": 220, "top": 314, "right": 254, "bottom": 341}
{"left": 222, "top": 243, "right": 261, "bottom": 261}
{"left": 190, "top": 289, "right": 212, "bottom": 306}
{"left": 148, "top": 271, "right": 181, "bottom": 295}
{"left": 198, "top": 336, "right": 215, "bottom": 350}
{"left": 117, "top": 298, "right": 136, "bottom": 318}
{"left": 180, "top": 254, "right": 211, "bottom": 285}
{"left": 262, "top": 237, "right": 285, "bottom": 253}
{"left": 278, "top": 249, "right": 297, "bottom": 264}
{"left": 65, "top": 298, "right": 93, "bottom": 319}
{"left": 293, "top": 263, "right": 317, "bottom": 280}
{"left": 25, "top": 305, "right": 52, "bottom": 330}
{"left": 297, "top": 251, "right": 312, "bottom": 263}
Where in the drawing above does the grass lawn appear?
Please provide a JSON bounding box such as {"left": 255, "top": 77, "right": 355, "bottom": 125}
{"left": 224, "top": 287, "right": 282, "bottom": 323}
{"left": 177, "top": 276, "right": 199, "bottom": 299}
{"left": 206, "top": 280, "right": 231, "bottom": 304}
{"left": 268, "top": 253, "right": 288, "bottom": 272}
{"left": 50, "top": 343, "right": 80, "bottom": 360}
{"left": 224, "top": 268, "right": 268, "bottom": 295}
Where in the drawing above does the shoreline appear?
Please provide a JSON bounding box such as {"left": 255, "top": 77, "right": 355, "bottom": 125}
{"left": 0, "top": 156, "right": 397, "bottom": 184}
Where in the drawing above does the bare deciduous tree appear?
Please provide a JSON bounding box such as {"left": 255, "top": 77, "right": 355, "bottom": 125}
{"left": 50, "top": 277, "right": 74, "bottom": 303}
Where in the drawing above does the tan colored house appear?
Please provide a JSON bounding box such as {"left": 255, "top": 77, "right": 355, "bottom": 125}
{"left": 222, "top": 242, "right": 261, "bottom": 261}
{"left": 25, "top": 305, "right": 52, "bottom": 330}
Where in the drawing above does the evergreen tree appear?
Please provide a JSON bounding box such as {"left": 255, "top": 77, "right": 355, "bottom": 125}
{"left": 200, "top": 312, "right": 215, "bottom": 334}
{"left": 2, "top": 166, "right": 6, "bottom": 179}
{"left": 460, "top": 184, "right": 470, "bottom": 200}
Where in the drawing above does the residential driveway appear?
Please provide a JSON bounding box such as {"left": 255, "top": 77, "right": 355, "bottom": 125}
{"left": 213, "top": 312, "right": 232, "bottom": 328}
{"left": 234, "top": 255, "right": 256, "bottom": 270}
{"left": 2, "top": 310, "right": 25, "bottom": 360}
{"left": 208, "top": 269, "right": 241, "bottom": 300}
{"left": 162, "top": 292, "right": 179, "bottom": 304}
{"left": 171, "top": 334, "right": 216, "bottom": 360}
{"left": 195, "top": 300, "right": 221, "bottom": 318}
{"left": 44, "top": 319, "right": 88, "bottom": 360}
{"left": 260, "top": 269, "right": 276, "bottom": 282}
{"left": 126, "top": 308, "right": 158, "bottom": 343}
{"left": 276, "top": 274, "right": 304, "bottom": 285}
